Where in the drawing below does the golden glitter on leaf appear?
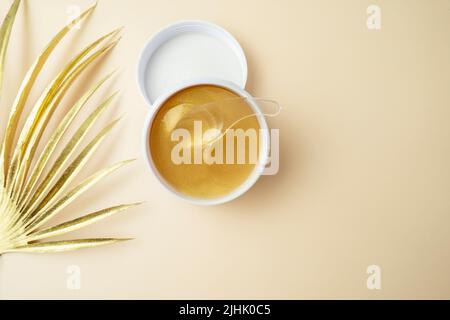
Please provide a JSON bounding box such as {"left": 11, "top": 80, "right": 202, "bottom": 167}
{"left": 0, "top": 0, "right": 139, "bottom": 254}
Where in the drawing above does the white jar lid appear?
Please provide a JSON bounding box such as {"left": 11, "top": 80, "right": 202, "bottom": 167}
{"left": 137, "top": 20, "right": 248, "bottom": 106}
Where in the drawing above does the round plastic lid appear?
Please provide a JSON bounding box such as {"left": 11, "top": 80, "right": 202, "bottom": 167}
{"left": 137, "top": 20, "right": 248, "bottom": 106}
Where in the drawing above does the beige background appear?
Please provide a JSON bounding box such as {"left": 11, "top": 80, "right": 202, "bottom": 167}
{"left": 0, "top": 0, "right": 449, "bottom": 299}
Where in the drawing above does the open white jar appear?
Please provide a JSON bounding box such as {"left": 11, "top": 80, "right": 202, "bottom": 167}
{"left": 137, "top": 21, "right": 270, "bottom": 205}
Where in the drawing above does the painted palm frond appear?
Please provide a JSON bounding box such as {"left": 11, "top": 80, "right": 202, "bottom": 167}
{"left": 0, "top": 0, "right": 139, "bottom": 254}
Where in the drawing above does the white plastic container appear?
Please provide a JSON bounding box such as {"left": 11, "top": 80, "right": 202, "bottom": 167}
{"left": 137, "top": 20, "right": 270, "bottom": 205}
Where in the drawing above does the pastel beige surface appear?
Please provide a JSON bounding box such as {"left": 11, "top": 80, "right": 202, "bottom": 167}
{"left": 0, "top": 0, "right": 449, "bottom": 299}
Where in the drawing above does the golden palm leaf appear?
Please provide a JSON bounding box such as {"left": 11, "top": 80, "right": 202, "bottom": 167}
{"left": 0, "top": 0, "right": 139, "bottom": 254}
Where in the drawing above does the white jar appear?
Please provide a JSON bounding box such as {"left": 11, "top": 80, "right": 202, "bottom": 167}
{"left": 137, "top": 21, "right": 270, "bottom": 205}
